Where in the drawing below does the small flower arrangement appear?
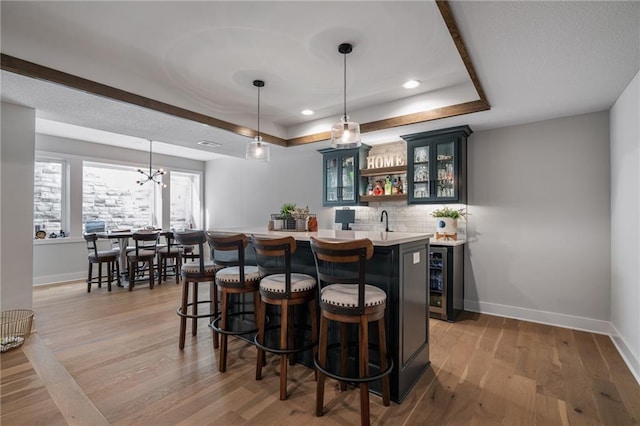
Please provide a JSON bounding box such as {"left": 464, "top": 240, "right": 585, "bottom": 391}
{"left": 431, "top": 206, "right": 467, "bottom": 220}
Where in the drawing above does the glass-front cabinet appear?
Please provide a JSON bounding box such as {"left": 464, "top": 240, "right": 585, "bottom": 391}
{"left": 319, "top": 146, "right": 369, "bottom": 207}
{"left": 402, "top": 126, "right": 472, "bottom": 204}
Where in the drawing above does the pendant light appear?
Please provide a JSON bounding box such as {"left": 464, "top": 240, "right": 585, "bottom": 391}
{"left": 331, "top": 43, "right": 361, "bottom": 149}
{"left": 245, "top": 79, "right": 270, "bottom": 162}
{"left": 136, "top": 139, "right": 166, "bottom": 187}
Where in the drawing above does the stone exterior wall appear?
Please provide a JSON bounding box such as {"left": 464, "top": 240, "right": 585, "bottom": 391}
{"left": 33, "top": 161, "right": 62, "bottom": 234}
{"left": 82, "top": 166, "right": 154, "bottom": 230}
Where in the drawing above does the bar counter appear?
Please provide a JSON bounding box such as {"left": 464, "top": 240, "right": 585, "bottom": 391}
{"left": 212, "top": 227, "right": 432, "bottom": 403}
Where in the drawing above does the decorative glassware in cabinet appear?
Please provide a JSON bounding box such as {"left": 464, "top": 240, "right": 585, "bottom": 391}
{"left": 436, "top": 142, "right": 455, "bottom": 198}
{"left": 341, "top": 157, "right": 355, "bottom": 201}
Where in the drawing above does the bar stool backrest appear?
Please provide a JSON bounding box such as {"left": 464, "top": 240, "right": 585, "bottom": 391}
{"left": 206, "top": 232, "right": 248, "bottom": 280}
{"left": 174, "top": 230, "right": 207, "bottom": 278}
{"left": 83, "top": 233, "right": 100, "bottom": 258}
{"left": 309, "top": 237, "right": 374, "bottom": 313}
{"left": 251, "top": 235, "right": 296, "bottom": 294}
{"left": 131, "top": 231, "right": 160, "bottom": 256}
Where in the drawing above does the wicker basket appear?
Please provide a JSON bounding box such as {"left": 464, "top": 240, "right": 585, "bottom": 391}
{"left": 1, "top": 309, "right": 34, "bottom": 352}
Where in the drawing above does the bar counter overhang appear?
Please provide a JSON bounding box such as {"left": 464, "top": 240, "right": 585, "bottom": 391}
{"left": 211, "top": 228, "right": 432, "bottom": 403}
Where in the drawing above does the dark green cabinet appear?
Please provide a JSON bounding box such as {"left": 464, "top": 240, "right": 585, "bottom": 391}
{"left": 402, "top": 126, "right": 472, "bottom": 204}
{"left": 319, "top": 145, "right": 369, "bottom": 207}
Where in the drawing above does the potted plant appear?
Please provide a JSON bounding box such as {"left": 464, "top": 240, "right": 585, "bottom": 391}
{"left": 431, "top": 206, "right": 466, "bottom": 240}
{"left": 280, "top": 203, "right": 297, "bottom": 230}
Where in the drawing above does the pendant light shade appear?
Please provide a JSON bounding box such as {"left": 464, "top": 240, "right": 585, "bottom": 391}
{"left": 246, "top": 80, "right": 270, "bottom": 162}
{"left": 136, "top": 139, "right": 166, "bottom": 187}
{"left": 331, "top": 43, "right": 361, "bottom": 149}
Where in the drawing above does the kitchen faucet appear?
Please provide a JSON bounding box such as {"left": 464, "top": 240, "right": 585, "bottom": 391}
{"left": 380, "top": 210, "right": 390, "bottom": 232}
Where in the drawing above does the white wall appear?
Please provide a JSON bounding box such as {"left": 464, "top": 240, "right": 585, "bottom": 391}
{"left": 33, "top": 133, "right": 205, "bottom": 285}
{"left": 610, "top": 70, "right": 640, "bottom": 382}
{"left": 205, "top": 145, "right": 330, "bottom": 229}
{"left": 466, "top": 111, "right": 612, "bottom": 333}
{"left": 1, "top": 102, "right": 36, "bottom": 310}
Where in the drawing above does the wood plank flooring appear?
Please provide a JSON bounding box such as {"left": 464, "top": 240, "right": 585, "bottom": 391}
{"left": 2, "top": 281, "right": 639, "bottom": 425}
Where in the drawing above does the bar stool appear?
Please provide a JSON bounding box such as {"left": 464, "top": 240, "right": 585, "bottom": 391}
{"left": 174, "top": 230, "right": 221, "bottom": 350}
{"left": 251, "top": 235, "right": 318, "bottom": 400}
{"left": 309, "top": 237, "right": 392, "bottom": 426}
{"left": 83, "top": 233, "right": 120, "bottom": 292}
{"left": 127, "top": 231, "right": 159, "bottom": 291}
{"left": 208, "top": 232, "right": 263, "bottom": 373}
{"left": 157, "top": 231, "right": 182, "bottom": 284}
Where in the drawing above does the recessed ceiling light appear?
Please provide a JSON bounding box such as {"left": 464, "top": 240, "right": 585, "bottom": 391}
{"left": 402, "top": 80, "right": 421, "bottom": 89}
{"left": 197, "top": 140, "right": 222, "bottom": 148}
{"left": 301, "top": 109, "right": 314, "bottom": 116}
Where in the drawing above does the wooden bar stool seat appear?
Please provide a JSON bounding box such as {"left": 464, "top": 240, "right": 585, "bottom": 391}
{"left": 208, "top": 232, "right": 264, "bottom": 373}
{"left": 310, "top": 237, "right": 393, "bottom": 426}
{"left": 174, "top": 230, "right": 222, "bottom": 350}
{"left": 251, "top": 235, "right": 318, "bottom": 401}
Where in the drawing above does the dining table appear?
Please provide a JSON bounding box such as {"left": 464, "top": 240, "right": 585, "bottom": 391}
{"left": 96, "top": 229, "right": 166, "bottom": 286}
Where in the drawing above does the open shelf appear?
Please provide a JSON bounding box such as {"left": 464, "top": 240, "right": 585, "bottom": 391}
{"left": 359, "top": 165, "right": 407, "bottom": 177}
{"left": 360, "top": 194, "right": 407, "bottom": 203}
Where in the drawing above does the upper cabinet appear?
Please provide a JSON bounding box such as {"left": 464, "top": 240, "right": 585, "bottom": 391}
{"left": 402, "top": 126, "right": 472, "bottom": 204}
{"left": 319, "top": 145, "right": 369, "bottom": 207}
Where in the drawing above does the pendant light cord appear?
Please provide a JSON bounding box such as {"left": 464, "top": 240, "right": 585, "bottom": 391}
{"left": 149, "top": 140, "right": 153, "bottom": 176}
{"left": 257, "top": 85, "right": 261, "bottom": 139}
{"left": 343, "top": 52, "right": 347, "bottom": 121}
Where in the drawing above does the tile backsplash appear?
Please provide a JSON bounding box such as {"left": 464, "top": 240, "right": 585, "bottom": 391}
{"left": 332, "top": 201, "right": 467, "bottom": 239}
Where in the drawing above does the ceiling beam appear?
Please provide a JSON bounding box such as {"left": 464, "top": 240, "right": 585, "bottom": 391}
{"left": 1, "top": 1, "right": 489, "bottom": 149}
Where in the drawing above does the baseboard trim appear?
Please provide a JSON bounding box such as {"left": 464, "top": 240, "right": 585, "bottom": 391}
{"left": 33, "top": 272, "right": 86, "bottom": 286}
{"left": 464, "top": 299, "right": 614, "bottom": 335}
{"left": 610, "top": 324, "right": 640, "bottom": 386}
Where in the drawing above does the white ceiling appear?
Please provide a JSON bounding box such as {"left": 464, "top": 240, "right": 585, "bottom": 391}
{"left": 1, "top": 1, "right": 639, "bottom": 161}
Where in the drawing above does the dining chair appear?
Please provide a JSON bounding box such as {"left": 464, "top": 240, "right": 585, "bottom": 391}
{"left": 127, "top": 231, "right": 160, "bottom": 291}
{"left": 157, "top": 231, "right": 182, "bottom": 284}
{"left": 309, "top": 237, "right": 392, "bottom": 426}
{"left": 251, "top": 235, "right": 318, "bottom": 400}
{"left": 83, "top": 233, "right": 120, "bottom": 292}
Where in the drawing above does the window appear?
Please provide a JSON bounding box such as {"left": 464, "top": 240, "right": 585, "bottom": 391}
{"left": 82, "top": 162, "right": 162, "bottom": 231}
{"left": 170, "top": 171, "right": 201, "bottom": 230}
{"left": 34, "top": 159, "right": 65, "bottom": 235}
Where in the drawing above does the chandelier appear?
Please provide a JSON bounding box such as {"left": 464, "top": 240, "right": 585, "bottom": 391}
{"left": 136, "top": 139, "right": 166, "bottom": 187}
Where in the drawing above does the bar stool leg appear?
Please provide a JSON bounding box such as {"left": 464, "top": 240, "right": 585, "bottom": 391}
{"left": 219, "top": 289, "right": 229, "bottom": 373}
{"left": 149, "top": 260, "right": 155, "bottom": 289}
{"left": 192, "top": 282, "right": 198, "bottom": 336}
{"left": 179, "top": 279, "right": 189, "bottom": 349}
{"left": 255, "top": 295, "right": 267, "bottom": 380}
{"left": 210, "top": 281, "right": 219, "bottom": 350}
{"left": 340, "top": 323, "right": 348, "bottom": 391}
{"left": 359, "top": 316, "right": 370, "bottom": 426}
{"left": 98, "top": 262, "right": 103, "bottom": 288}
{"left": 253, "top": 291, "right": 266, "bottom": 367}
{"left": 316, "top": 314, "right": 329, "bottom": 417}
{"left": 87, "top": 262, "right": 93, "bottom": 292}
{"left": 107, "top": 261, "right": 113, "bottom": 292}
{"left": 378, "top": 318, "right": 391, "bottom": 406}
{"left": 279, "top": 299, "right": 289, "bottom": 400}
{"left": 310, "top": 298, "right": 319, "bottom": 381}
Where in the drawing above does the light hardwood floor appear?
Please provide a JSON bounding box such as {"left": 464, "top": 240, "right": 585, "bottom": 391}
{"left": 2, "top": 281, "right": 639, "bottom": 425}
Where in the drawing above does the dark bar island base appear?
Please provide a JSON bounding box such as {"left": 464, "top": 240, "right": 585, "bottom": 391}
{"left": 214, "top": 228, "right": 432, "bottom": 403}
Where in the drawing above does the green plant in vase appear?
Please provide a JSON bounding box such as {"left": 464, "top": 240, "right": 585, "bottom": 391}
{"left": 431, "top": 206, "right": 466, "bottom": 240}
